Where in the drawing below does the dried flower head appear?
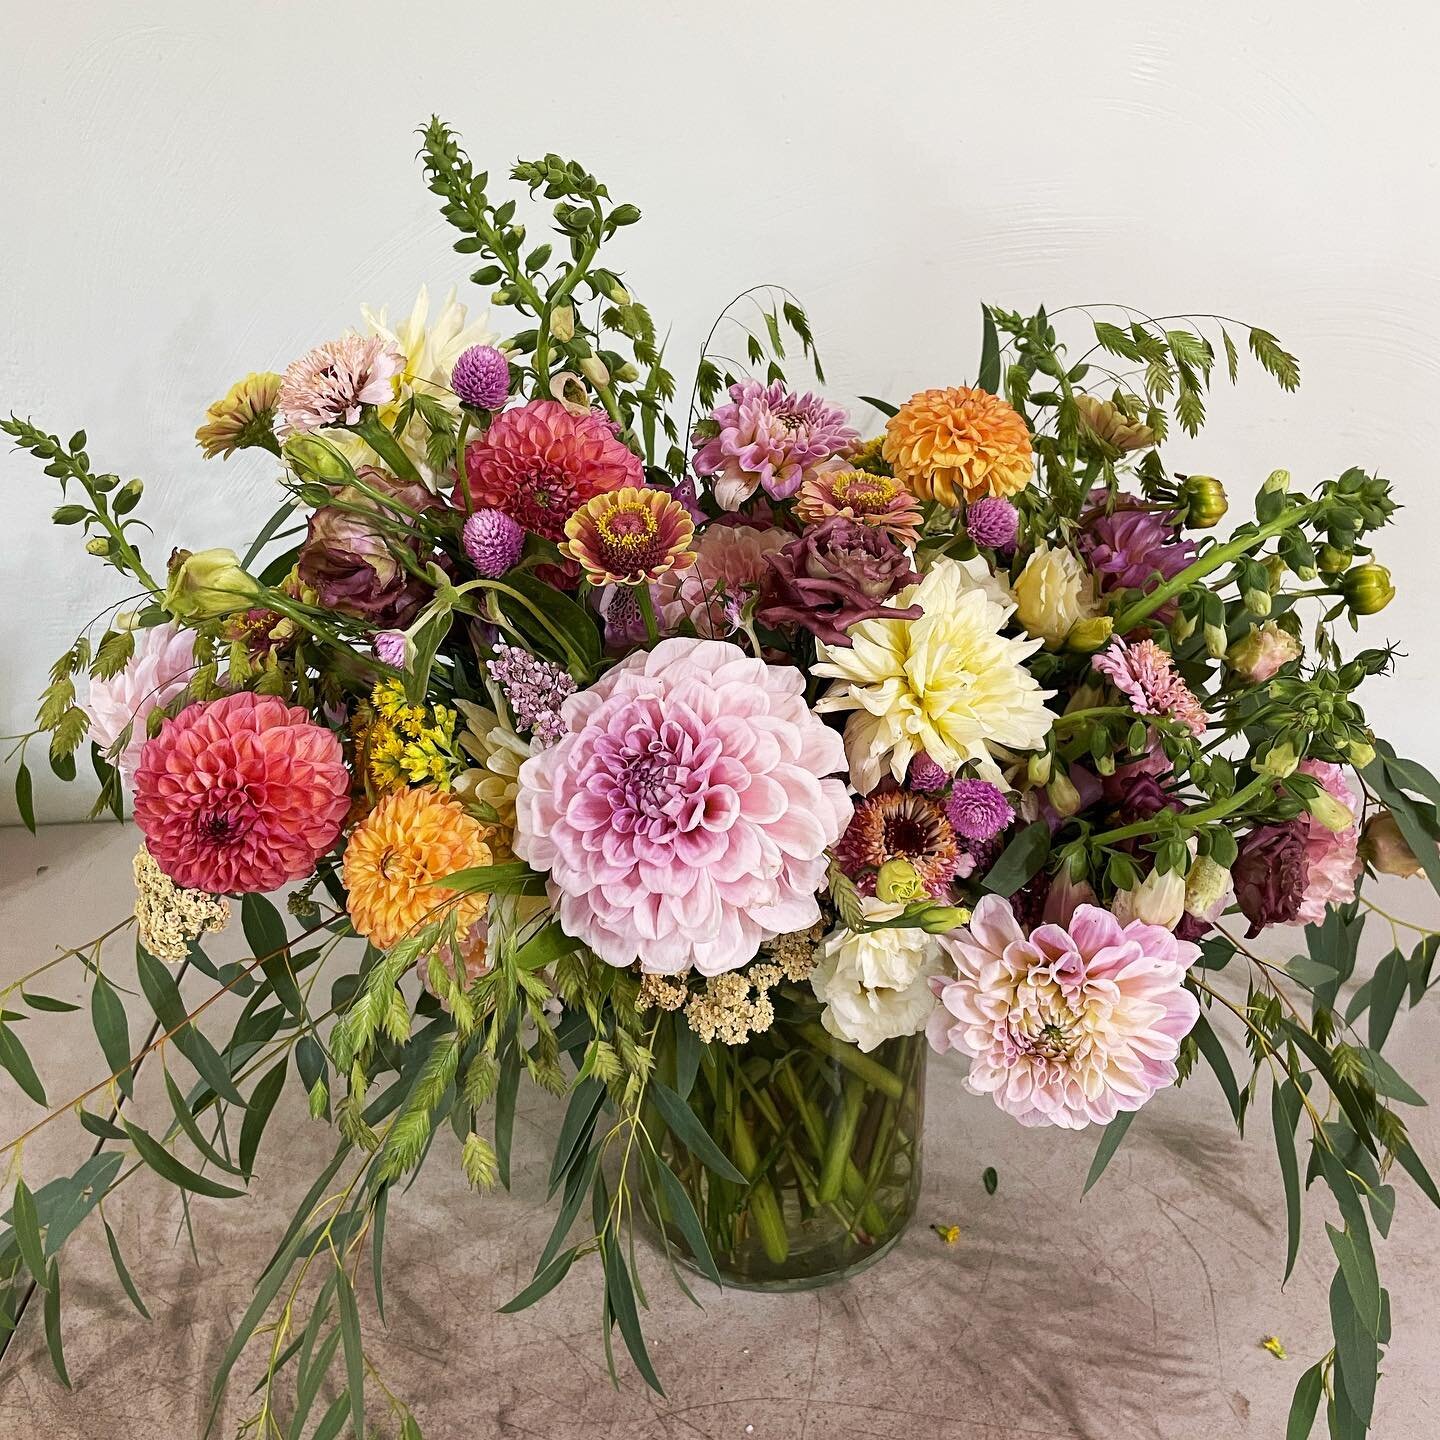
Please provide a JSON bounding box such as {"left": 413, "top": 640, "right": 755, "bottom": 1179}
{"left": 133, "top": 846, "right": 231, "bottom": 963}
{"left": 835, "top": 788, "right": 967, "bottom": 897}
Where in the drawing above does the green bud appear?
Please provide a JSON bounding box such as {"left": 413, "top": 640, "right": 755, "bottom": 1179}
{"left": 578, "top": 355, "right": 610, "bottom": 388}
{"left": 1317, "top": 543, "right": 1352, "bottom": 576}
{"left": 1347, "top": 736, "right": 1376, "bottom": 769}
{"left": 876, "top": 859, "right": 928, "bottom": 904}
{"left": 491, "top": 288, "right": 516, "bottom": 306}
{"left": 85, "top": 535, "right": 112, "bottom": 556}
{"left": 1065, "top": 615, "right": 1114, "bottom": 652}
{"left": 1181, "top": 474, "right": 1228, "bottom": 529}
{"left": 164, "top": 547, "right": 262, "bottom": 621}
{"left": 1263, "top": 468, "right": 1291, "bottom": 493}
{"left": 1305, "top": 787, "right": 1355, "bottom": 834}
{"left": 113, "top": 609, "right": 140, "bottom": 632}
{"left": 603, "top": 277, "right": 631, "bottom": 304}
{"left": 1243, "top": 587, "right": 1272, "bottom": 617}
{"left": 1027, "top": 751, "right": 1053, "bottom": 786}
{"left": 550, "top": 304, "right": 575, "bottom": 343}
{"left": 1340, "top": 562, "right": 1395, "bottom": 616}
{"left": 1204, "top": 623, "right": 1228, "bottom": 659}
{"left": 283, "top": 433, "right": 353, "bottom": 485}
{"left": 1172, "top": 610, "right": 1197, "bottom": 643}
{"left": 1257, "top": 741, "right": 1299, "bottom": 780}
{"left": 1094, "top": 753, "right": 1116, "bottom": 777}
{"left": 915, "top": 905, "right": 972, "bottom": 935}
{"left": 614, "top": 361, "right": 641, "bottom": 383}
{"left": 1047, "top": 772, "right": 1082, "bottom": 818}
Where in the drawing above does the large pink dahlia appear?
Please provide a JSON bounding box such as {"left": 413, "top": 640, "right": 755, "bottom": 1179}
{"left": 455, "top": 399, "right": 643, "bottom": 540}
{"left": 133, "top": 692, "right": 351, "bottom": 894}
{"left": 514, "top": 637, "right": 853, "bottom": 974}
{"left": 928, "top": 895, "right": 1200, "bottom": 1129}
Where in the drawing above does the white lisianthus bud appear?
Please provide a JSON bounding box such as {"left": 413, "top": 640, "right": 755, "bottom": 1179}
{"left": 1305, "top": 787, "right": 1355, "bottom": 834}
{"left": 1113, "top": 868, "right": 1186, "bottom": 930}
{"left": 1046, "top": 772, "right": 1082, "bottom": 818}
{"left": 1257, "top": 742, "right": 1299, "bottom": 780}
{"left": 578, "top": 355, "right": 610, "bottom": 388}
{"left": 1012, "top": 543, "right": 1100, "bottom": 650}
{"left": 1263, "top": 468, "right": 1291, "bottom": 493}
{"left": 550, "top": 304, "right": 575, "bottom": 342}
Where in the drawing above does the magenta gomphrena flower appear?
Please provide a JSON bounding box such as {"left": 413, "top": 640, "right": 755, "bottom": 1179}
{"left": 965, "top": 496, "right": 1019, "bottom": 551}
{"left": 451, "top": 344, "right": 511, "bottom": 410}
{"left": 1295, "top": 759, "right": 1362, "bottom": 925}
{"left": 486, "top": 641, "right": 576, "bottom": 749}
{"left": 514, "top": 637, "right": 853, "bottom": 975}
{"left": 945, "top": 779, "right": 1014, "bottom": 843}
{"left": 692, "top": 379, "right": 860, "bottom": 510}
{"left": 276, "top": 332, "right": 404, "bottom": 436}
{"left": 1092, "top": 637, "right": 1207, "bottom": 737}
{"left": 373, "top": 630, "right": 409, "bottom": 669}
{"left": 928, "top": 895, "right": 1200, "bottom": 1129}
{"left": 907, "top": 754, "right": 949, "bottom": 792}
{"left": 462, "top": 509, "right": 525, "bottom": 577}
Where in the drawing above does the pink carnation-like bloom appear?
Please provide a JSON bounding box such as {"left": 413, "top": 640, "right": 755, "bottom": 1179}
{"left": 693, "top": 379, "right": 859, "bottom": 510}
{"left": 651, "top": 522, "right": 790, "bottom": 638}
{"left": 276, "top": 333, "right": 404, "bottom": 436}
{"left": 455, "top": 399, "right": 643, "bottom": 541}
{"left": 1092, "top": 636, "right": 1207, "bottom": 737}
{"left": 84, "top": 622, "right": 196, "bottom": 780}
{"left": 514, "top": 637, "right": 852, "bottom": 975}
{"left": 133, "top": 692, "right": 350, "bottom": 894}
{"left": 928, "top": 894, "right": 1200, "bottom": 1129}
{"left": 1296, "top": 759, "right": 1362, "bottom": 924}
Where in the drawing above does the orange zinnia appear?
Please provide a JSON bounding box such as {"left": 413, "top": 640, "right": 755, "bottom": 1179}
{"left": 342, "top": 787, "right": 492, "bottom": 949}
{"left": 883, "top": 386, "right": 1033, "bottom": 508}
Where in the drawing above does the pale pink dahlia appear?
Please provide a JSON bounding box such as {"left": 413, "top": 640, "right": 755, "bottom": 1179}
{"left": 1295, "top": 759, "right": 1362, "bottom": 925}
{"left": 455, "top": 399, "right": 643, "bottom": 541}
{"left": 651, "top": 523, "right": 789, "bottom": 638}
{"left": 1092, "top": 636, "right": 1207, "bottom": 737}
{"left": 133, "top": 692, "right": 351, "bottom": 894}
{"left": 929, "top": 895, "right": 1200, "bottom": 1129}
{"left": 693, "top": 379, "right": 859, "bottom": 510}
{"left": 514, "top": 637, "right": 852, "bottom": 975}
{"left": 276, "top": 333, "right": 404, "bottom": 436}
{"left": 84, "top": 622, "right": 196, "bottom": 779}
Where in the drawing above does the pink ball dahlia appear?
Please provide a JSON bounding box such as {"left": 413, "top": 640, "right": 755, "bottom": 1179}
{"left": 929, "top": 895, "right": 1200, "bottom": 1129}
{"left": 692, "top": 379, "right": 859, "bottom": 510}
{"left": 84, "top": 622, "right": 196, "bottom": 780}
{"left": 514, "top": 637, "right": 853, "bottom": 975}
{"left": 1295, "top": 759, "right": 1362, "bottom": 925}
{"left": 133, "top": 692, "right": 351, "bottom": 894}
{"left": 455, "top": 399, "right": 643, "bottom": 540}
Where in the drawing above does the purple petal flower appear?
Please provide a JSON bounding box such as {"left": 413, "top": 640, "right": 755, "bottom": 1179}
{"left": 373, "top": 630, "right": 410, "bottom": 669}
{"left": 462, "top": 509, "right": 525, "bottom": 578}
{"left": 907, "top": 754, "right": 949, "bottom": 792}
{"left": 451, "top": 345, "right": 511, "bottom": 410}
{"left": 965, "top": 496, "right": 1019, "bottom": 551}
{"left": 945, "top": 780, "right": 1014, "bottom": 842}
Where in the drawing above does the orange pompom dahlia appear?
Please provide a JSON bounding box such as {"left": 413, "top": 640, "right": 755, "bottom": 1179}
{"left": 342, "top": 787, "right": 492, "bottom": 948}
{"left": 560, "top": 486, "right": 697, "bottom": 586}
{"left": 882, "top": 386, "right": 1033, "bottom": 507}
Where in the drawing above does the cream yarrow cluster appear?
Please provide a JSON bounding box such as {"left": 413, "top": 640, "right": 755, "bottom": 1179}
{"left": 133, "top": 846, "right": 231, "bottom": 962}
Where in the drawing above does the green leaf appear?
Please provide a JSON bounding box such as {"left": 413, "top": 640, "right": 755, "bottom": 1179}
{"left": 980, "top": 822, "right": 1051, "bottom": 898}
{"left": 977, "top": 306, "right": 1001, "bottom": 392}
{"left": 536, "top": 1142, "right": 600, "bottom": 1274}
{"left": 163, "top": 1068, "right": 243, "bottom": 1175}
{"left": 123, "top": 1118, "right": 245, "bottom": 1199}
{"left": 498, "top": 1246, "right": 579, "bottom": 1313}
{"left": 14, "top": 759, "right": 35, "bottom": 834}
{"left": 1395, "top": 1136, "right": 1440, "bottom": 1208}
{"left": 1082, "top": 1110, "right": 1135, "bottom": 1194}
{"left": 1329, "top": 1267, "right": 1377, "bottom": 1426}
{"left": 1285, "top": 1359, "right": 1324, "bottom": 1440}
{"left": 602, "top": 1236, "right": 664, "bottom": 1394}
{"left": 1368, "top": 948, "right": 1407, "bottom": 1049}
{"left": 309, "top": 1395, "right": 350, "bottom": 1440}
{"left": 12, "top": 1179, "right": 50, "bottom": 1288}
{"left": 547, "top": 1078, "right": 605, "bottom": 1198}
{"left": 91, "top": 971, "right": 132, "bottom": 1097}
{"left": 372, "top": 1183, "right": 389, "bottom": 1324}
{"left": 1354, "top": 1047, "right": 1425, "bottom": 1106}
{"left": 651, "top": 1159, "right": 721, "bottom": 1286}
{"left": 242, "top": 894, "right": 304, "bottom": 1020}
{"left": 1272, "top": 1080, "right": 1303, "bottom": 1282}
{"left": 336, "top": 1266, "right": 366, "bottom": 1440}
{"left": 1190, "top": 1012, "right": 1242, "bottom": 1124}
{"left": 982, "top": 1166, "right": 999, "bottom": 1196}
{"left": 434, "top": 860, "right": 549, "bottom": 896}
{"left": 648, "top": 1081, "right": 746, "bottom": 1185}
{"left": 1281, "top": 955, "right": 1339, "bottom": 990}
{"left": 43, "top": 1260, "right": 70, "bottom": 1388}
{"left": 0, "top": 1022, "right": 46, "bottom": 1105}
{"left": 1282, "top": 1022, "right": 1377, "bottom": 1157}
{"left": 494, "top": 1020, "right": 522, "bottom": 1189}
{"left": 239, "top": 1060, "right": 288, "bottom": 1178}
{"left": 857, "top": 394, "right": 899, "bottom": 418}
{"left": 493, "top": 572, "right": 601, "bottom": 677}
{"left": 103, "top": 1219, "right": 151, "bottom": 1319}
{"left": 21, "top": 991, "right": 79, "bottom": 1013}
{"left": 515, "top": 919, "right": 582, "bottom": 971}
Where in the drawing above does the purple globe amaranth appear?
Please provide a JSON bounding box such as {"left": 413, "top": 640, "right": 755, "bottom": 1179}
{"left": 451, "top": 345, "right": 511, "bottom": 410}
{"left": 462, "top": 508, "right": 525, "bottom": 578}
{"left": 907, "top": 753, "right": 950, "bottom": 792}
{"left": 755, "top": 516, "right": 921, "bottom": 647}
{"left": 1233, "top": 823, "right": 1309, "bottom": 937}
{"left": 965, "top": 496, "right": 1019, "bottom": 551}
{"left": 297, "top": 467, "right": 437, "bottom": 627}
{"left": 1079, "top": 488, "right": 1196, "bottom": 595}
{"left": 945, "top": 779, "right": 1014, "bottom": 843}
{"left": 373, "top": 630, "right": 410, "bottom": 669}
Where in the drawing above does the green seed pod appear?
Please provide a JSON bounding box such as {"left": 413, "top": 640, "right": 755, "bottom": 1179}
{"left": 1340, "top": 562, "right": 1395, "bottom": 615}
{"left": 1181, "top": 474, "right": 1228, "bottom": 528}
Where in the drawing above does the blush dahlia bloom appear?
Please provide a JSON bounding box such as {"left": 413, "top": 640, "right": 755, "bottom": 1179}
{"left": 514, "top": 638, "right": 852, "bottom": 975}
{"left": 929, "top": 895, "right": 1200, "bottom": 1129}
{"left": 276, "top": 333, "right": 404, "bottom": 436}
{"left": 456, "top": 399, "right": 643, "bottom": 540}
{"left": 84, "top": 622, "right": 196, "bottom": 780}
{"left": 560, "top": 487, "right": 696, "bottom": 586}
{"left": 692, "top": 379, "right": 859, "bottom": 510}
{"left": 1295, "top": 759, "right": 1362, "bottom": 924}
{"left": 651, "top": 523, "right": 789, "bottom": 638}
{"left": 133, "top": 692, "right": 350, "bottom": 894}
{"left": 1092, "top": 636, "right": 1207, "bottom": 736}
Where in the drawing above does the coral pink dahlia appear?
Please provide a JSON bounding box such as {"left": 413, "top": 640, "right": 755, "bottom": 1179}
{"left": 928, "top": 894, "right": 1200, "bottom": 1129}
{"left": 133, "top": 692, "right": 351, "bottom": 894}
{"left": 514, "top": 637, "right": 853, "bottom": 975}
{"left": 455, "top": 399, "right": 643, "bottom": 540}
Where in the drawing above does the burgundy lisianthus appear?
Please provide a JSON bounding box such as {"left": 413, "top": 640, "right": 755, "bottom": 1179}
{"left": 1079, "top": 489, "right": 1196, "bottom": 595}
{"left": 756, "top": 517, "right": 921, "bottom": 647}
{"left": 298, "top": 467, "right": 437, "bottom": 626}
{"left": 1233, "top": 823, "right": 1309, "bottom": 937}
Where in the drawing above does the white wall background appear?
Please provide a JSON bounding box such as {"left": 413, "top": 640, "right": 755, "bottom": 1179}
{"left": 3, "top": 0, "right": 1438, "bottom": 824}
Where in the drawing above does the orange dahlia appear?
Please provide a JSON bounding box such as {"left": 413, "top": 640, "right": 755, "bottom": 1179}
{"left": 342, "top": 788, "right": 492, "bottom": 949}
{"left": 882, "top": 387, "right": 1033, "bottom": 507}
{"left": 794, "top": 468, "right": 924, "bottom": 546}
{"left": 559, "top": 486, "right": 696, "bottom": 586}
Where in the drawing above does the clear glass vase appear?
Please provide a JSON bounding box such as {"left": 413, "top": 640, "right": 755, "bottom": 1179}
{"left": 643, "top": 992, "right": 925, "bottom": 1290}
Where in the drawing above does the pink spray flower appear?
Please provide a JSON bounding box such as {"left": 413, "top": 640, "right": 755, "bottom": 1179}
{"left": 928, "top": 894, "right": 1200, "bottom": 1129}
{"left": 1092, "top": 636, "right": 1207, "bottom": 737}
{"left": 1295, "top": 759, "right": 1362, "bottom": 924}
{"left": 514, "top": 637, "right": 852, "bottom": 975}
{"left": 84, "top": 622, "right": 196, "bottom": 780}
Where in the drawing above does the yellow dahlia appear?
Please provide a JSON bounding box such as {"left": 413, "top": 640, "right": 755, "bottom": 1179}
{"left": 813, "top": 557, "right": 1054, "bottom": 792}
{"left": 559, "top": 486, "right": 696, "bottom": 586}
{"left": 342, "top": 788, "right": 492, "bottom": 948}
{"left": 195, "top": 372, "right": 282, "bottom": 459}
{"left": 794, "top": 469, "right": 924, "bottom": 546}
{"left": 883, "top": 386, "right": 1033, "bottom": 507}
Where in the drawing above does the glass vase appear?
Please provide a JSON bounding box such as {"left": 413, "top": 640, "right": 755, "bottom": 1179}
{"left": 643, "top": 992, "right": 925, "bottom": 1290}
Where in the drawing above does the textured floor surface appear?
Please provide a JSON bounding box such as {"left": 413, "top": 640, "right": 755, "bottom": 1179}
{"left": 1, "top": 822, "right": 1437, "bottom": 1439}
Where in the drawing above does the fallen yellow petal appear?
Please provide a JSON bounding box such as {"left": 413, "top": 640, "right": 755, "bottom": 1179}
{"left": 1260, "top": 1335, "right": 1288, "bottom": 1360}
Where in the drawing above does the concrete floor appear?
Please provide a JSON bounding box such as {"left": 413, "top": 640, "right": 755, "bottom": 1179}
{"left": 1, "top": 822, "right": 1438, "bottom": 1439}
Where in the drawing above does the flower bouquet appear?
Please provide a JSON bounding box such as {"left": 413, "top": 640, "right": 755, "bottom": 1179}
{"left": 3, "top": 116, "right": 1440, "bottom": 1438}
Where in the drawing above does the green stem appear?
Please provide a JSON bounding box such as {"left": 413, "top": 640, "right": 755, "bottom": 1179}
{"left": 776, "top": 1065, "right": 887, "bottom": 1237}
{"left": 797, "top": 1024, "right": 905, "bottom": 1102}
{"left": 818, "top": 1075, "right": 865, "bottom": 1205}
{"left": 1112, "top": 501, "right": 1320, "bottom": 633}
{"left": 731, "top": 1100, "right": 788, "bottom": 1264}
{"left": 635, "top": 584, "right": 659, "bottom": 645}
{"left": 1088, "top": 773, "right": 1270, "bottom": 848}
{"left": 350, "top": 413, "right": 422, "bottom": 485}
